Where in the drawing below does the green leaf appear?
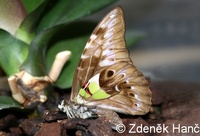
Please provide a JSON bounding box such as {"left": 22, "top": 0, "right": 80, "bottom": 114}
{"left": 18, "top": 0, "right": 116, "bottom": 76}
{"left": 45, "top": 22, "right": 94, "bottom": 88}
{"left": 36, "top": 0, "right": 117, "bottom": 32}
{"left": 21, "top": 21, "right": 96, "bottom": 83}
{"left": 46, "top": 36, "right": 89, "bottom": 88}
{"left": 20, "top": 25, "right": 59, "bottom": 76}
{"left": 0, "top": 96, "right": 21, "bottom": 110}
{"left": 0, "top": 29, "right": 28, "bottom": 75}
{"left": 16, "top": 1, "right": 48, "bottom": 44}
{"left": 21, "top": 0, "right": 45, "bottom": 13}
{"left": 18, "top": 0, "right": 116, "bottom": 87}
{"left": 18, "top": 0, "right": 116, "bottom": 41}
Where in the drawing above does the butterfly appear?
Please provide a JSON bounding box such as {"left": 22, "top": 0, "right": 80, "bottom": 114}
{"left": 58, "top": 6, "right": 152, "bottom": 128}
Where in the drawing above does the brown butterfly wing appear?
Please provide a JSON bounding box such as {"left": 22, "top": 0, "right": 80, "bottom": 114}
{"left": 93, "top": 62, "right": 152, "bottom": 115}
{"left": 71, "top": 7, "right": 152, "bottom": 115}
{"left": 71, "top": 7, "right": 127, "bottom": 101}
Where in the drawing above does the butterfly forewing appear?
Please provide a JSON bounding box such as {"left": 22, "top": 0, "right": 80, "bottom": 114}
{"left": 71, "top": 7, "right": 126, "bottom": 100}
{"left": 71, "top": 6, "right": 152, "bottom": 115}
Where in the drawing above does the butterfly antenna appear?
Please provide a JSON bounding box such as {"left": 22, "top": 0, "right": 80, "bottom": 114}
{"left": 40, "top": 63, "right": 60, "bottom": 88}
{"left": 46, "top": 74, "right": 60, "bottom": 88}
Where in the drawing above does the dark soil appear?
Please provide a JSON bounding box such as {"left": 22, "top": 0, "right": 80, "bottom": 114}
{"left": 0, "top": 81, "right": 200, "bottom": 136}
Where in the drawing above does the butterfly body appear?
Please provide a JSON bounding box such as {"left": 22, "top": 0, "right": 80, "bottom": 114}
{"left": 58, "top": 6, "right": 152, "bottom": 128}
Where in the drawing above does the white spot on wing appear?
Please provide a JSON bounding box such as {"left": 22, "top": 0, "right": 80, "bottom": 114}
{"left": 115, "top": 85, "right": 120, "bottom": 92}
{"left": 100, "top": 23, "right": 106, "bottom": 29}
{"left": 85, "top": 42, "right": 95, "bottom": 49}
{"left": 90, "top": 34, "right": 97, "bottom": 40}
{"left": 85, "top": 43, "right": 90, "bottom": 49}
{"left": 85, "top": 34, "right": 97, "bottom": 49}
{"left": 81, "top": 55, "right": 89, "bottom": 59}
{"left": 104, "top": 32, "right": 112, "bottom": 38}
{"left": 131, "top": 86, "right": 135, "bottom": 90}
{"left": 110, "top": 14, "right": 116, "bottom": 19}
{"left": 99, "top": 59, "right": 114, "bottom": 67}
{"left": 88, "top": 74, "right": 100, "bottom": 86}
{"left": 102, "top": 49, "right": 110, "bottom": 56}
